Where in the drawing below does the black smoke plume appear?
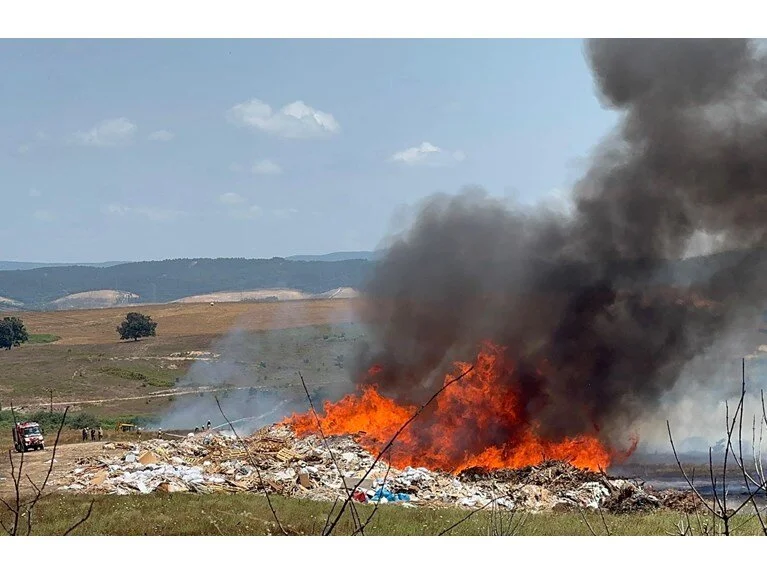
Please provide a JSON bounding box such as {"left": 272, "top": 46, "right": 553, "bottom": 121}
{"left": 355, "top": 39, "right": 767, "bottom": 447}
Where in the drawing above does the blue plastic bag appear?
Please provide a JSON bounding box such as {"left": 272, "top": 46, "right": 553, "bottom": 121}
{"left": 370, "top": 487, "right": 410, "bottom": 503}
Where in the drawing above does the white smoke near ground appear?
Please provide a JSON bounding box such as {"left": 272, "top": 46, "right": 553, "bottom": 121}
{"left": 158, "top": 301, "right": 361, "bottom": 437}
{"left": 630, "top": 313, "right": 767, "bottom": 453}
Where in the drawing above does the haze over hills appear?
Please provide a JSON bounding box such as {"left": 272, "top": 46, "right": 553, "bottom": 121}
{"left": 284, "top": 251, "right": 379, "bottom": 262}
{"left": 0, "top": 257, "right": 373, "bottom": 310}
{"left": 0, "top": 249, "right": 765, "bottom": 311}
{"left": 0, "top": 252, "right": 379, "bottom": 271}
{"left": 0, "top": 261, "right": 128, "bottom": 272}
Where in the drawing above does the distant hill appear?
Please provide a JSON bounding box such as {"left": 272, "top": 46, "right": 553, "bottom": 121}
{"left": 0, "top": 257, "right": 373, "bottom": 310}
{"left": 0, "top": 295, "right": 24, "bottom": 310}
{"left": 1, "top": 248, "right": 765, "bottom": 312}
{"left": 173, "top": 287, "right": 360, "bottom": 304}
{"left": 48, "top": 290, "right": 141, "bottom": 310}
{"left": 0, "top": 261, "right": 127, "bottom": 271}
{"left": 285, "top": 251, "right": 380, "bottom": 262}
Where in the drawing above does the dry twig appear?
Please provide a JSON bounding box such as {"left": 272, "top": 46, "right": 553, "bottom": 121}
{"left": 297, "top": 372, "right": 363, "bottom": 534}
{"left": 0, "top": 404, "right": 94, "bottom": 536}
{"left": 324, "top": 365, "right": 475, "bottom": 536}
{"left": 214, "top": 396, "right": 287, "bottom": 536}
{"left": 667, "top": 359, "right": 767, "bottom": 536}
{"left": 63, "top": 500, "right": 95, "bottom": 535}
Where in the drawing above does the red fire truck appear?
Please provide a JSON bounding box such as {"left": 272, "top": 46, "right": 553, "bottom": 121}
{"left": 12, "top": 421, "right": 45, "bottom": 452}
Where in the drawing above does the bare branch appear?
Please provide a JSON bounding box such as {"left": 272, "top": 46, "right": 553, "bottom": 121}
{"left": 325, "top": 365, "right": 475, "bottom": 536}
{"left": 24, "top": 406, "right": 69, "bottom": 535}
{"left": 731, "top": 359, "right": 767, "bottom": 534}
{"left": 63, "top": 500, "right": 95, "bottom": 535}
{"left": 297, "top": 372, "right": 363, "bottom": 534}
{"left": 439, "top": 494, "right": 511, "bottom": 536}
{"left": 708, "top": 447, "right": 723, "bottom": 518}
{"left": 577, "top": 506, "right": 598, "bottom": 536}
{"left": 667, "top": 421, "right": 716, "bottom": 516}
{"left": 438, "top": 482, "right": 529, "bottom": 536}
{"left": 214, "top": 395, "right": 287, "bottom": 536}
{"left": 322, "top": 496, "right": 340, "bottom": 535}
{"left": 598, "top": 506, "right": 611, "bottom": 536}
{"left": 353, "top": 452, "right": 394, "bottom": 535}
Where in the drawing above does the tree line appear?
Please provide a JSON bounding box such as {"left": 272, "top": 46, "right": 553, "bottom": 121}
{"left": 0, "top": 257, "right": 373, "bottom": 308}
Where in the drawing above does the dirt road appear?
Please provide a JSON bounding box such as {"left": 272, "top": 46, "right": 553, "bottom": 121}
{"left": 0, "top": 441, "right": 130, "bottom": 498}
{"left": 2, "top": 385, "right": 257, "bottom": 411}
{"left": 2, "top": 380, "right": 349, "bottom": 413}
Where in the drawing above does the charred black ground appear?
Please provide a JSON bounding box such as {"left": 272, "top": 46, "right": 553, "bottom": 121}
{"left": 354, "top": 39, "right": 767, "bottom": 446}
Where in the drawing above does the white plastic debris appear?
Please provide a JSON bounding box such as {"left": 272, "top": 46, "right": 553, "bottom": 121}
{"left": 53, "top": 424, "right": 676, "bottom": 513}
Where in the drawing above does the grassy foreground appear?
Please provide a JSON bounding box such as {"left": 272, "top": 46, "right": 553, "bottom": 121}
{"left": 3, "top": 493, "right": 764, "bottom": 536}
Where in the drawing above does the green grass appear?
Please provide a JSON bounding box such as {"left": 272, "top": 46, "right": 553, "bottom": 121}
{"left": 0, "top": 409, "right": 154, "bottom": 431}
{"left": 26, "top": 333, "right": 60, "bottom": 344}
{"left": 4, "top": 493, "right": 764, "bottom": 536}
{"left": 98, "top": 366, "right": 174, "bottom": 388}
{"left": 0, "top": 323, "right": 357, "bottom": 414}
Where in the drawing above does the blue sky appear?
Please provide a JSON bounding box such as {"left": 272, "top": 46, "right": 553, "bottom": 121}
{"left": 1, "top": 39, "right": 617, "bottom": 262}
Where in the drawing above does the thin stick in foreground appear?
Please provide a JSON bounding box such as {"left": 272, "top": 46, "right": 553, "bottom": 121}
{"left": 63, "top": 500, "right": 95, "bottom": 536}
{"left": 297, "top": 372, "right": 363, "bottom": 534}
{"left": 24, "top": 405, "right": 70, "bottom": 535}
{"left": 438, "top": 483, "right": 530, "bottom": 536}
{"left": 324, "top": 365, "right": 475, "bottom": 536}
{"left": 214, "top": 396, "right": 287, "bottom": 536}
{"left": 667, "top": 421, "right": 716, "bottom": 516}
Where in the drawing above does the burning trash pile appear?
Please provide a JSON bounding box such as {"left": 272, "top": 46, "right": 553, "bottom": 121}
{"left": 58, "top": 425, "right": 700, "bottom": 514}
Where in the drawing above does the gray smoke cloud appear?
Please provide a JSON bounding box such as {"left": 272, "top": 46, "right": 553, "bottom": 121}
{"left": 355, "top": 39, "right": 767, "bottom": 451}
{"left": 158, "top": 301, "right": 358, "bottom": 436}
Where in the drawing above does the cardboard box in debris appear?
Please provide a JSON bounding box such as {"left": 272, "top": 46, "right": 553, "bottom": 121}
{"left": 59, "top": 424, "right": 701, "bottom": 513}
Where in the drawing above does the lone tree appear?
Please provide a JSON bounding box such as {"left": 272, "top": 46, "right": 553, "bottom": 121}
{"left": 0, "top": 316, "right": 28, "bottom": 350}
{"left": 117, "top": 312, "right": 157, "bottom": 341}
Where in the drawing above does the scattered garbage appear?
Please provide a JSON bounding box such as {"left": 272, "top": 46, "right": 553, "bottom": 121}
{"left": 56, "top": 424, "right": 701, "bottom": 513}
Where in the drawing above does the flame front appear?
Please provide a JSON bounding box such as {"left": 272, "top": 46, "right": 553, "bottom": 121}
{"left": 286, "top": 342, "right": 627, "bottom": 473}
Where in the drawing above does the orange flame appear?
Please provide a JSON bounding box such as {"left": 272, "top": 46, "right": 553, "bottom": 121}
{"left": 286, "top": 341, "right": 634, "bottom": 473}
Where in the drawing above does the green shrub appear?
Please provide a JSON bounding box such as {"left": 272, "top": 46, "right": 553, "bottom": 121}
{"left": 67, "top": 412, "right": 100, "bottom": 430}
{"left": 27, "top": 333, "right": 61, "bottom": 344}
{"left": 0, "top": 410, "right": 157, "bottom": 432}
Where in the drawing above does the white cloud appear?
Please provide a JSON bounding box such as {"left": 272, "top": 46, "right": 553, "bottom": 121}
{"left": 28, "top": 188, "right": 41, "bottom": 198}
{"left": 33, "top": 210, "right": 54, "bottom": 222}
{"left": 73, "top": 118, "right": 137, "bottom": 147}
{"left": 148, "top": 130, "right": 174, "bottom": 142}
{"left": 219, "top": 192, "right": 246, "bottom": 205}
{"left": 389, "top": 141, "right": 466, "bottom": 167}
{"left": 227, "top": 98, "right": 340, "bottom": 139}
{"left": 103, "top": 204, "right": 184, "bottom": 222}
{"left": 17, "top": 144, "right": 31, "bottom": 154}
{"left": 251, "top": 159, "right": 282, "bottom": 175}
